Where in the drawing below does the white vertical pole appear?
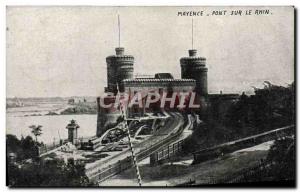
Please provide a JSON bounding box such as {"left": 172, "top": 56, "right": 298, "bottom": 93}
{"left": 118, "top": 15, "right": 121, "bottom": 47}
{"left": 192, "top": 18, "right": 194, "bottom": 49}
{"left": 120, "top": 89, "right": 142, "bottom": 186}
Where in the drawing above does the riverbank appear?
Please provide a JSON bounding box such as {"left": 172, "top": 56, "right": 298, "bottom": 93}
{"left": 18, "top": 103, "right": 98, "bottom": 116}
{"left": 60, "top": 103, "right": 97, "bottom": 115}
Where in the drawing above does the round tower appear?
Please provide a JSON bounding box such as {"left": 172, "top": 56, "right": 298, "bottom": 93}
{"left": 180, "top": 49, "right": 208, "bottom": 96}
{"left": 106, "top": 47, "right": 134, "bottom": 94}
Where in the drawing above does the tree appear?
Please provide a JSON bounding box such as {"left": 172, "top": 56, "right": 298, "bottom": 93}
{"left": 7, "top": 134, "right": 95, "bottom": 187}
{"left": 7, "top": 134, "right": 38, "bottom": 161}
{"left": 6, "top": 134, "right": 21, "bottom": 153}
{"left": 7, "top": 158, "right": 94, "bottom": 187}
{"left": 20, "top": 136, "right": 39, "bottom": 160}
{"left": 29, "top": 125, "right": 42, "bottom": 143}
{"left": 267, "top": 137, "right": 295, "bottom": 181}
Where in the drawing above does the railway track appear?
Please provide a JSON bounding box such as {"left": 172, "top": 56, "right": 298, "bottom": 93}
{"left": 86, "top": 112, "right": 191, "bottom": 183}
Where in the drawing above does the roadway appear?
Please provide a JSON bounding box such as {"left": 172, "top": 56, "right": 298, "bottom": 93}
{"left": 85, "top": 112, "right": 186, "bottom": 180}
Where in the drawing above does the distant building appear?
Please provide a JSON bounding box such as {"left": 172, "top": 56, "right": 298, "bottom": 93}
{"left": 68, "top": 98, "right": 75, "bottom": 104}
{"left": 6, "top": 97, "right": 24, "bottom": 108}
{"left": 68, "top": 97, "right": 86, "bottom": 104}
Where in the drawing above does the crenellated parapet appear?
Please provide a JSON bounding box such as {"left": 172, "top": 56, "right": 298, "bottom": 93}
{"left": 123, "top": 78, "right": 196, "bottom": 87}
{"left": 180, "top": 49, "right": 208, "bottom": 96}
{"left": 122, "top": 78, "right": 196, "bottom": 96}
{"left": 106, "top": 47, "right": 134, "bottom": 94}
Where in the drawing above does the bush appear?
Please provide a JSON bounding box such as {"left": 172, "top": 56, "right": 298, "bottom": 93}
{"left": 7, "top": 158, "right": 95, "bottom": 187}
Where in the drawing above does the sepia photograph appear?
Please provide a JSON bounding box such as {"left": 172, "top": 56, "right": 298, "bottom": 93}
{"left": 5, "top": 6, "right": 295, "bottom": 187}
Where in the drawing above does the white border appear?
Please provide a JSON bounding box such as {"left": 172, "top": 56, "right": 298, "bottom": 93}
{"left": 1, "top": 0, "right": 298, "bottom": 192}
{"left": 1, "top": 0, "right": 299, "bottom": 6}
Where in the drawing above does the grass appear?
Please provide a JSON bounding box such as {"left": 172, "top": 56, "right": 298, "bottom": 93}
{"left": 111, "top": 150, "right": 268, "bottom": 184}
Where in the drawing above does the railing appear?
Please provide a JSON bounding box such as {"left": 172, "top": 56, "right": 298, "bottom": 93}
{"left": 151, "top": 115, "right": 193, "bottom": 163}
{"left": 176, "top": 160, "right": 270, "bottom": 186}
{"left": 86, "top": 114, "right": 181, "bottom": 174}
{"left": 86, "top": 148, "right": 131, "bottom": 177}
{"left": 93, "top": 123, "right": 294, "bottom": 185}
{"left": 207, "top": 161, "right": 270, "bottom": 185}
{"left": 136, "top": 114, "right": 190, "bottom": 161}
{"left": 93, "top": 156, "right": 133, "bottom": 184}
{"left": 157, "top": 140, "right": 183, "bottom": 161}
{"left": 176, "top": 178, "right": 196, "bottom": 186}
{"left": 90, "top": 114, "right": 193, "bottom": 183}
{"left": 38, "top": 139, "right": 65, "bottom": 156}
{"left": 193, "top": 125, "right": 295, "bottom": 164}
{"left": 149, "top": 139, "right": 184, "bottom": 165}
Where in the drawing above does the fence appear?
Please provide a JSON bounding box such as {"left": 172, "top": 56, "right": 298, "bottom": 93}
{"left": 92, "top": 156, "right": 133, "bottom": 183}
{"left": 150, "top": 139, "right": 184, "bottom": 165}
{"left": 206, "top": 161, "right": 269, "bottom": 185}
{"left": 38, "top": 139, "right": 65, "bottom": 155}
{"left": 193, "top": 125, "right": 295, "bottom": 164}
{"left": 176, "top": 160, "right": 270, "bottom": 186}
{"left": 92, "top": 123, "right": 294, "bottom": 185}
{"left": 89, "top": 114, "right": 193, "bottom": 183}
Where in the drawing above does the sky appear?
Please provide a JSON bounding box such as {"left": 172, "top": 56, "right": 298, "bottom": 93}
{"left": 6, "top": 6, "right": 294, "bottom": 97}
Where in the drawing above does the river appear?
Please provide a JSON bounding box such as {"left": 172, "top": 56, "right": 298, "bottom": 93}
{"left": 6, "top": 103, "right": 97, "bottom": 144}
